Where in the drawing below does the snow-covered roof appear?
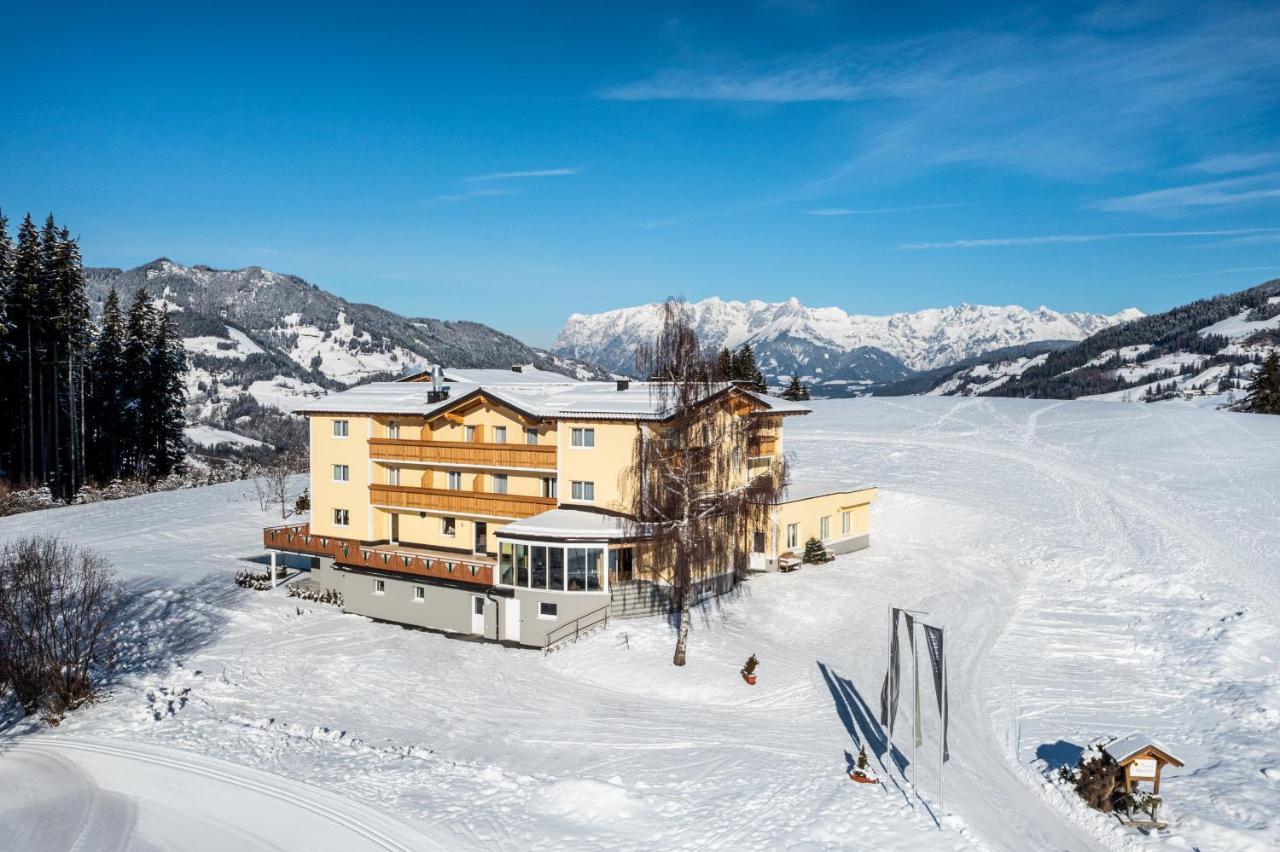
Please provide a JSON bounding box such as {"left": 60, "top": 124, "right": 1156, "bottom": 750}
{"left": 497, "top": 509, "right": 629, "bottom": 540}
{"left": 1103, "top": 733, "right": 1185, "bottom": 766}
{"left": 441, "top": 367, "right": 578, "bottom": 385}
{"left": 294, "top": 375, "right": 812, "bottom": 421}
{"left": 780, "top": 481, "right": 876, "bottom": 503}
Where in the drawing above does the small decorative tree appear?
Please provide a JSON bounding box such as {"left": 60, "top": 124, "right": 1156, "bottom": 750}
{"left": 1059, "top": 741, "right": 1126, "bottom": 813}
{"left": 294, "top": 488, "right": 311, "bottom": 515}
{"left": 849, "top": 744, "right": 878, "bottom": 782}
{"left": 802, "top": 537, "right": 832, "bottom": 564}
{"left": 741, "top": 654, "right": 759, "bottom": 684}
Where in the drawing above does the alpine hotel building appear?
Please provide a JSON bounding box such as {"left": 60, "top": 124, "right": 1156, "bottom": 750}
{"left": 263, "top": 367, "right": 876, "bottom": 649}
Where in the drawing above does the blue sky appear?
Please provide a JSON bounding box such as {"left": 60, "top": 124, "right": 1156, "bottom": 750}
{"left": 2, "top": 1, "right": 1278, "bottom": 345}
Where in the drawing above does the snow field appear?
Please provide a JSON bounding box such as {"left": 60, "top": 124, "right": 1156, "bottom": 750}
{"left": 0, "top": 398, "right": 1277, "bottom": 851}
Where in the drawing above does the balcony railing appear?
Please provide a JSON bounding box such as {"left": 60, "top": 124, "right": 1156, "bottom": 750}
{"left": 368, "top": 484, "right": 556, "bottom": 519}
{"left": 748, "top": 436, "right": 778, "bottom": 458}
{"left": 368, "top": 438, "right": 557, "bottom": 470}
{"left": 263, "top": 523, "right": 494, "bottom": 586}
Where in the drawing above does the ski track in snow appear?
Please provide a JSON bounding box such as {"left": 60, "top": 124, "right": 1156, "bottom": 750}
{"left": 0, "top": 397, "right": 1277, "bottom": 851}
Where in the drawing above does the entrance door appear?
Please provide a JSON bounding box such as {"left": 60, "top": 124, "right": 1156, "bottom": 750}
{"left": 471, "top": 595, "right": 486, "bottom": 635}
{"left": 504, "top": 599, "right": 521, "bottom": 644}
{"left": 474, "top": 522, "right": 487, "bottom": 554}
{"left": 390, "top": 513, "right": 399, "bottom": 544}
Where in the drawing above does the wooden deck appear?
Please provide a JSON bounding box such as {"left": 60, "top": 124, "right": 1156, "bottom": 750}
{"left": 263, "top": 522, "right": 495, "bottom": 586}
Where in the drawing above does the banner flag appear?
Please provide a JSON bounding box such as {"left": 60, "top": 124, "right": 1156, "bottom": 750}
{"left": 924, "top": 624, "right": 950, "bottom": 762}
{"left": 878, "top": 607, "right": 901, "bottom": 734}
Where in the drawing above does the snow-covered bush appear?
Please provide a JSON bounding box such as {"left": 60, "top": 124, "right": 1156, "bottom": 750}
{"left": 234, "top": 567, "right": 287, "bottom": 591}
{"left": 0, "top": 485, "right": 57, "bottom": 517}
{"left": 1058, "top": 738, "right": 1126, "bottom": 813}
{"left": 801, "top": 537, "right": 833, "bottom": 564}
{"left": 287, "top": 584, "right": 343, "bottom": 607}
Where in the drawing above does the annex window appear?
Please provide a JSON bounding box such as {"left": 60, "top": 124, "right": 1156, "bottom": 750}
{"left": 413, "top": 585, "right": 425, "bottom": 603}
{"left": 334, "top": 508, "right": 350, "bottom": 527}
{"left": 752, "top": 531, "right": 766, "bottom": 553}
{"left": 332, "top": 419, "right": 349, "bottom": 438}
{"left": 465, "top": 425, "right": 477, "bottom": 443}
{"left": 442, "top": 516, "right": 456, "bottom": 537}
{"left": 820, "top": 516, "right": 830, "bottom": 541}
{"left": 387, "top": 420, "right": 399, "bottom": 439}
{"left": 492, "top": 474, "right": 509, "bottom": 495}
{"left": 570, "top": 427, "right": 595, "bottom": 448}
{"left": 332, "top": 464, "right": 349, "bottom": 482}
{"left": 539, "top": 601, "right": 558, "bottom": 619}
{"left": 374, "top": 579, "right": 385, "bottom": 595}
{"left": 567, "top": 548, "right": 603, "bottom": 591}
{"left": 570, "top": 480, "right": 594, "bottom": 502}
{"left": 492, "top": 426, "right": 507, "bottom": 444}
{"left": 525, "top": 426, "right": 538, "bottom": 445}
{"left": 786, "top": 523, "right": 798, "bottom": 550}
{"left": 447, "top": 471, "right": 462, "bottom": 490}
{"left": 842, "top": 511, "right": 851, "bottom": 536}
{"left": 542, "top": 477, "right": 558, "bottom": 499}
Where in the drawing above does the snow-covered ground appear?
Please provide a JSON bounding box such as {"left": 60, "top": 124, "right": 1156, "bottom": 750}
{"left": 1, "top": 398, "right": 1277, "bottom": 851}
{"left": 184, "top": 424, "right": 271, "bottom": 449}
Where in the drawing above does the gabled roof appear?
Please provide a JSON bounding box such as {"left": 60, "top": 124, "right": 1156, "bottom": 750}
{"left": 294, "top": 374, "right": 812, "bottom": 421}
{"left": 1103, "top": 733, "right": 1185, "bottom": 767}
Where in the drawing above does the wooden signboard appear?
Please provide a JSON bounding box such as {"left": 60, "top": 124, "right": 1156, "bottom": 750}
{"left": 1128, "top": 757, "right": 1158, "bottom": 780}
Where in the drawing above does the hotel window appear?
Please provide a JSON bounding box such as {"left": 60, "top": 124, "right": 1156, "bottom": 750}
{"left": 842, "top": 511, "right": 851, "bottom": 536}
{"left": 492, "top": 474, "right": 509, "bottom": 495}
{"left": 465, "top": 425, "right": 477, "bottom": 443}
{"left": 387, "top": 467, "right": 400, "bottom": 486}
{"left": 332, "top": 464, "right": 349, "bottom": 482}
{"left": 539, "top": 601, "right": 558, "bottom": 619}
{"left": 447, "top": 471, "right": 462, "bottom": 490}
{"left": 442, "top": 516, "right": 456, "bottom": 537}
{"left": 570, "top": 427, "right": 595, "bottom": 448}
{"left": 413, "top": 585, "right": 425, "bottom": 603}
{"left": 786, "top": 523, "right": 798, "bottom": 550}
{"left": 570, "top": 480, "right": 594, "bottom": 502}
{"left": 332, "top": 419, "right": 349, "bottom": 438}
{"left": 492, "top": 426, "right": 507, "bottom": 444}
{"left": 373, "top": 579, "right": 385, "bottom": 595}
{"left": 820, "top": 516, "right": 830, "bottom": 541}
{"left": 542, "top": 477, "right": 558, "bottom": 499}
{"left": 334, "top": 508, "right": 350, "bottom": 527}
{"left": 567, "top": 548, "right": 603, "bottom": 591}
{"left": 525, "top": 426, "right": 538, "bottom": 445}
{"left": 387, "top": 420, "right": 399, "bottom": 439}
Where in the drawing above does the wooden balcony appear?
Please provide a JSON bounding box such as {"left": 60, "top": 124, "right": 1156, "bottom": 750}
{"left": 748, "top": 435, "right": 778, "bottom": 458}
{"left": 368, "top": 484, "right": 556, "bottom": 520}
{"left": 368, "top": 438, "right": 557, "bottom": 470}
{"left": 263, "top": 523, "right": 494, "bottom": 587}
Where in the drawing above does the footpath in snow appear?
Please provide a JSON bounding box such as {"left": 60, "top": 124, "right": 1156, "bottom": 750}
{"left": 0, "top": 397, "right": 1277, "bottom": 851}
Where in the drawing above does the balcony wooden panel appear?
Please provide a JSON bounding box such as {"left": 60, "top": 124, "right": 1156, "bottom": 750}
{"left": 262, "top": 522, "right": 494, "bottom": 586}
{"left": 748, "top": 436, "right": 778, "bottom": 457}
{"left": 369, "top": 438, "right": 557, "bottom": 470}
{"left": 369, "top": 484, "right": 556, "bottom": 519}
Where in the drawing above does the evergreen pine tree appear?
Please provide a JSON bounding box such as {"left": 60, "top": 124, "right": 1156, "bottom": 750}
{"left": 122, "top": 288, "right": 158, "bottom": 478}
{"left": 802, "top": 537, "right": 832, "bottom": 564}
{"left": 780, "top": 375, "right": 810, "bottom": 401}
{"left": 1245, "top": 351, "right": 1280, "bottom": 415}
{"left": 88, "top": 289, "right": 128, "bottom": 482}
{"left": 716, "top": 347, "right": 733, "bottom": 381}
{"left": 9, "top": 214, "right": 45, "bottom": 484}
{"left": 148, "top": 309, "right": 188, "bottom": 478}
{"left": 42, "top": 223, "right": 90, "bottom": 498}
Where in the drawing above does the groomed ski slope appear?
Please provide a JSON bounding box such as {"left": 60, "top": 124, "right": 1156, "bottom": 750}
{"left": 0, "top": 397, "right": 1277, "bottom": 851}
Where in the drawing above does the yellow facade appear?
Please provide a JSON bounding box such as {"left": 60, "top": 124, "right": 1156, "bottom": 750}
{"left": 773, "top": 487, "right": 877, "bottom": 556}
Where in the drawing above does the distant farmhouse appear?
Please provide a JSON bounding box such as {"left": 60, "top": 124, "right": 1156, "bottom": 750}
{"left": 264, "top": 366, "right": 876, "bottom": 649}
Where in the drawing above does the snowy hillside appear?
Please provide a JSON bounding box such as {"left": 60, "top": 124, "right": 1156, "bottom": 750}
{"left": 926, "top": 280, "right": 1280, "bottom": 409}
{"left": 554, "top": 297, "right": 1139, "bottom": 393}
{"left": 85, "top": 259, "right": 607, "bottom": 450}
{"left": 2, "top": 398, "right": 1277, "bottom": 851}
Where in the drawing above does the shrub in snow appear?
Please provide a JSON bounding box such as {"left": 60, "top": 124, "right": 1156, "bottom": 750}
{"left": 287, "top": 584, "right": 343, "bottom": 608}
{"left": 1058, "top": 738, "right": 1127, "bottom": 813}
{"left": 234, "top": 567, "right": 287, "bottom": 591}
{"left": 801, "top": 537, "right": 833, "bottom": 564}
{"left": 850, "top": 745, "right": 878, "bottom": 782}
{"left": 0, "top": 485, "right": 57, "bottom": 517}
{"left": 0, "top": 536, "right": 123, "bottom": 724}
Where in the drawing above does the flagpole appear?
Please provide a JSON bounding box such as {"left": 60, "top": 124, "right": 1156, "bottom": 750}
{"left": 911, "top": 626, "right": 918, "bottom": 812}
{"left": 887, "top": 605, "right": 894, "bottom": 776}
{"left": 939, "top": 626, "right": 946, "bottom": 825}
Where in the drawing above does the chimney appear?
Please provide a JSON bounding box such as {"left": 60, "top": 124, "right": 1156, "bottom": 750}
{"left": 616, "top": 379, "right": 631, "bottom": 392}
{"left": 427, "top": 365, "right": 450, "bottom": 403}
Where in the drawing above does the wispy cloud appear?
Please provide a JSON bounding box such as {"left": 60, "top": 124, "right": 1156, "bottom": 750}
{"left": 465, "top": 168, "right": 581, "bottom": 182}
{"left": 806, "top": 202, "right": 970, "bottom": 216}
{"left": 1095, "top": 172, "right": 1280, "bottom": 213}
{"left": 901, "top": 227, "right": 1280, "bottom": 250}
{"left": 601, "top": 6, "right": 1280, "bottom": 182}
{"left": 1188, "top": 152, "right": 1280, "bottom": 175}
{"left": 427, "top": 187, "right": 516, "bottom": 205}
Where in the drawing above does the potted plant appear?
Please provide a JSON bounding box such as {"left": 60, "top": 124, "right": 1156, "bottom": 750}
{"left": 849, "top": 745, "right": 879, "bottom": 784}
{"left": 741, "top": 654, "right": 759, "bottom": 685}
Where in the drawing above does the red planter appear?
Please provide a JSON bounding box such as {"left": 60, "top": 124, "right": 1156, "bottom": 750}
{"left": 742, "top": 672, "right": 757, "bottom": 685}
{"left": 848, "top": 772, "right": 878, "bottom": 784}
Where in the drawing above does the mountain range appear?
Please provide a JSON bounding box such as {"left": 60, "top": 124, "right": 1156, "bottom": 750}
{"left": 908, "top": 279, "right": 1280, "bottom": 407}
{"left": 553, "top": 297, "right": 1142, "bottom": 394}
{"left": 84, "top": 259, "right": 604, "bottom": 451}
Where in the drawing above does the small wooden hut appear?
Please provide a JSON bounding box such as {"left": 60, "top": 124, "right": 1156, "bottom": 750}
{"left": 1103, "top": 733, "right": 1185, "bottom": 828}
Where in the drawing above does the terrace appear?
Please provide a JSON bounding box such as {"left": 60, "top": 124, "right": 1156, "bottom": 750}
{"left": 263, "top": 522, "right": 495, "bottom": 587}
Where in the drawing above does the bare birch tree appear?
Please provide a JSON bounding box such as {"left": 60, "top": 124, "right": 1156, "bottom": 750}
{"left": 626, "top": 299, "right": 788, "bottom": 666}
